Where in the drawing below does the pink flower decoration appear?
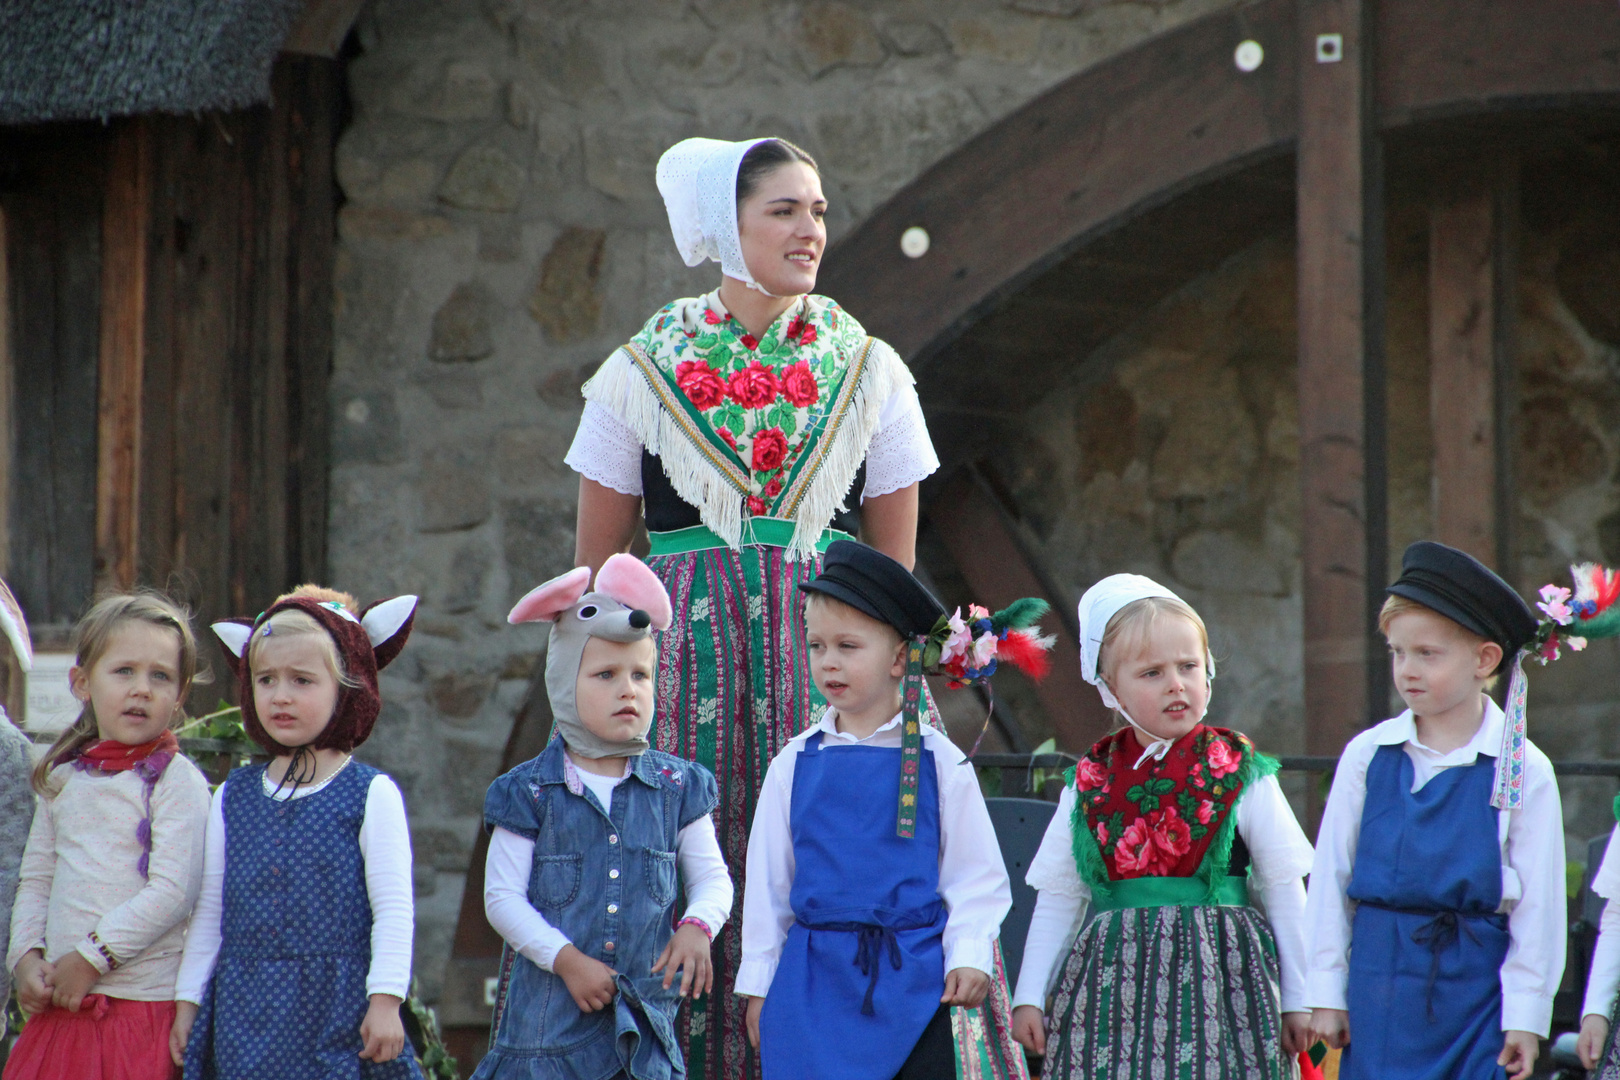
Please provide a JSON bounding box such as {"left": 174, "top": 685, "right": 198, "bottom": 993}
{"left": 747, "top": 495, "right": 768, "bottom": 516}
{"left": 1537, "top": 584, "right": 1574, "bottom": 626}
{"left": 1205, "top": 738, "right": 1241, "bottom": 779}
{"left": 1074, "top": 758, "right": 1108, "bottom": 792}
{"left": 703, "top": 309, "right": 723, "bottom": 325}
{"left": 1114, "top": 818, "right": 1159, "bottom": 875}
{"left": 675, "top": 360, "right": 726, "bottom": 410}
{"left": 1195, "top": 799, "right": 1216, "bottom": 825}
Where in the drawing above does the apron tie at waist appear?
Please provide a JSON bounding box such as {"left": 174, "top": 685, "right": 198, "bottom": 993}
{"left": 1358, "top": 901, "right": 1504, "bottom": 1021}
{"left": 796, "top": 919, "right": 905, "bottom": 1016}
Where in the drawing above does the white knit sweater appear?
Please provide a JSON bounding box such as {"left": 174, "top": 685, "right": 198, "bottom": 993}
{"left": 7, "top": 756, "right": 210, "bottom": 1000}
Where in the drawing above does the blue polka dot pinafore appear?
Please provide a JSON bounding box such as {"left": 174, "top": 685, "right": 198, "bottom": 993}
{"left": 184, "top": 760, "right": 423, "bottom": 1080}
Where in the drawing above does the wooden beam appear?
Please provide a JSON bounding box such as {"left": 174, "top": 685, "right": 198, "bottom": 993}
{"left": 1296, "top": 0, "right": 1387, "bottom": 776}
{"left": 927, "top": 468, "right": 1112, "bottom": 753}
{"left": 96, "top": 118, "right": 150, "bottom": 591}
{"left": 1429, "top": 157, "right": 1517, "bottom": 569}
{"left": 281, "top": 0, "right": 368, "bottom": 57}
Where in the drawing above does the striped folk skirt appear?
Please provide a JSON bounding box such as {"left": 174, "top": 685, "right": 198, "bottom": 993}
{"left": 649, "top": 543, "right": 826, "bottom": 1080}
{"left": 1042, "top": 903, "right": 1293, "bottom": 1080}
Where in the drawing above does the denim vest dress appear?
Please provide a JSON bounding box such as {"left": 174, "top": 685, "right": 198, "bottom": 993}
{"left": 472, "top": 736, "right": 719, "bottom": 1080}
{"left": 184, "top": 760, "right": 423, "bottom": 1080}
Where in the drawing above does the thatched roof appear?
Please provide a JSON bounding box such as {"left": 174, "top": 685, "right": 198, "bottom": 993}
{"left": 0, "top": 0, "right": 306, "bottom": 125}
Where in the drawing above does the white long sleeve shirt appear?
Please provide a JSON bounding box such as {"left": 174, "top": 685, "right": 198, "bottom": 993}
{"left": 736, "top": 710, "right": 1012, "bottom": 999}
{"left": 1582, "top": 826, "right": 1620, "bottom": 1020}
{"left": 1011, "top": 773, "right": 1315, "bottom": 1011}
{"left": 483, "top": 762, "right": 734, "bottom": 972}
{"left": 173, "top": 762, "right": 416, "bottom": 1004}
{"left": 1301, "top": 702, "right": 1566, "bottom": 1036}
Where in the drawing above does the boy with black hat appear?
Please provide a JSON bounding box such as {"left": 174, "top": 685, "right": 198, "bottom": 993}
{"left": 736, "top": 540, "right": 1047, "bottom": 1080}
{"left": 1302, "top": 541, "right": 1567, "bottom": 1080}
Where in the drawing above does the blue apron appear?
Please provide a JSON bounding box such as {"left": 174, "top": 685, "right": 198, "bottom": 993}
{"left": 759, "top": 733, "right": 949, "bottom": 1080}
{"left": 1343, "top": 745, "right": 1508, "bottom": 1080}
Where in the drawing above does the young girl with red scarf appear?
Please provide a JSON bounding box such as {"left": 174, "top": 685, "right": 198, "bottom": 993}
{"left": 1009, "top": 575, "right": 1315, "bottom": 1080}
{"left": 6, "top": 592, "right": 212, "bottom": 1080}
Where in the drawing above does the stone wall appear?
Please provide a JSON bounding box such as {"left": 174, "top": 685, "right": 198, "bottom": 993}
{"left": 327, "top": 0, "right": 1253, "bottom": 1002}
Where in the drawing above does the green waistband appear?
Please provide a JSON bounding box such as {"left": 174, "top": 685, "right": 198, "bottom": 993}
{"left": 1089, "top": 874, "right": 1249, "bottom": 914}
{"left": 646, "top": 518, "right": 852, "bottom": 556}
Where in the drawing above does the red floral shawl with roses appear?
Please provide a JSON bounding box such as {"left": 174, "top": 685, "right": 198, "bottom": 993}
{"left": 581, "top": 291, "right": 911, "bottom": 560}
{"left": 1068, "top": 725, "right": 1277, "bottom": 898}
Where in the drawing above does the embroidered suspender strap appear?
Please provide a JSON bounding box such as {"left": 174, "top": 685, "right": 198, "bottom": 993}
{"left": 1492, "top": 649, "right": 1529, "bottom": 810}
{"left": 897, "top": 639, "right": 924, "bottom": 839}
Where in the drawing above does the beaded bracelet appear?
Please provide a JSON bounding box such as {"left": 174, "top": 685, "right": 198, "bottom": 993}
{"left": 676, "top": 917, "right": 713, "bottom": 941}
{"left": 87, "top": 930, "right": 122, "bottom": 972}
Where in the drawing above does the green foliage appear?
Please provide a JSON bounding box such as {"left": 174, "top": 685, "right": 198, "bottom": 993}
{"left": 406, "top": 980, "right": 460, "bottom": 1080}
{"left": 1027, "top": 738, "right": 1058, "bottom": 795}
{"left": 180, "top": 703, "right": 248, "bottom": 742}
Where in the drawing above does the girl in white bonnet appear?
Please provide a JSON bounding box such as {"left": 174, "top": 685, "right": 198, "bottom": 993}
{"left": 1010, "top": 574, "right": 1315, "bottom": 1079}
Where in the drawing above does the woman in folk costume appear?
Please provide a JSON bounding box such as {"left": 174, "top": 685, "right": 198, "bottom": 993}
{"left": 564, "top": 136, "right": 938, "bottom": 1078}
{"left": 1010, "top": 575, "right": 1315, "bottom": 1079}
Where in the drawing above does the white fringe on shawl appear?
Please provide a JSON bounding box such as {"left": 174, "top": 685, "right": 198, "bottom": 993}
{"left": 580, "top": 309, "right": 911, "bottom": 562}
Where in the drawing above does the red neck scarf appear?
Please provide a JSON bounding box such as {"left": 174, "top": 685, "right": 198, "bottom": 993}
{"left": 72, "top": 730, "right": 179, "bottom": 772}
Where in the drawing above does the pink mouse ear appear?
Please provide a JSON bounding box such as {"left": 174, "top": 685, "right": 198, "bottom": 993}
{"left": 508, "top": 566, "right": 593, "bottom": 624}
{"left": 595, "top": 553, "right": 673, "bottom": 631}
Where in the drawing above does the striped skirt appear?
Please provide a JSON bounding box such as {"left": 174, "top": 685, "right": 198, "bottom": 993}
{"left": 1042, "top": 904, "right": 1293, "bottom": 1080}
{"left": 649, "top": 544, "right": 825, "bottom": 1080}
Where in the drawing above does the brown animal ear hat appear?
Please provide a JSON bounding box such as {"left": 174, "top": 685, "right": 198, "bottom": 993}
{"left": 212, "top": 594, "right": 416, "bottom": 754}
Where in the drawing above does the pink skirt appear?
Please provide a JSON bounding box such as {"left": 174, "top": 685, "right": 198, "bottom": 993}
{"left": 3, "top": 995, "right": 177, "bottom": 1080}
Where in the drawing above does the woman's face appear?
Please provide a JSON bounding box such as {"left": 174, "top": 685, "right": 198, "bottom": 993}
{"left": 736, "top": 161, "right": 826, "bottom": 298}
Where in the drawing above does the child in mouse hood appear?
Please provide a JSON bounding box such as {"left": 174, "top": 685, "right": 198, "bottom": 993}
{"left": 472, "top": 554, "right": 734, "bottom": 1080}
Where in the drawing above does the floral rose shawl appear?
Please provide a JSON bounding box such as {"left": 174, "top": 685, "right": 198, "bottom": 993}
{"left": 580, "top": 291, "right": 911, "bottom": 560}
{"left": 1067, "top": 725, "right": 1279, "bottom": 904}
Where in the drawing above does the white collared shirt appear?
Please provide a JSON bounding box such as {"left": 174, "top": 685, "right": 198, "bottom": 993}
{"left": 1301, "top": 699, "right": 1566, "bottom": 1035}
{"left": 735, "top": 709, "right": 1012, "bottom": 998}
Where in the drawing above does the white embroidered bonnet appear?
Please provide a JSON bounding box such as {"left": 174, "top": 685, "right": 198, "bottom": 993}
{"left": 656, "top": 137, "right": 770, "bottom": 292}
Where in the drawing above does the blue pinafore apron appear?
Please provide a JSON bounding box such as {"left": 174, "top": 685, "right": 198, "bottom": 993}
{"left": 1343, "top": 745, "right": 1509, "bottom": 1080}
{"left": 758, "top": 733, "right": 949, "bottom": 1080}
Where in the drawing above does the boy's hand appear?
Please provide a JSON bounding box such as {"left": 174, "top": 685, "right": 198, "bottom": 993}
{"left": 358, "top": 994, "right": 406, "bottom": 1062}
{"left": 50, "top": 950, "right": 99, "bottom": 1012}
{"left": 1011, "top": 1004, "right": 1046, "bottom": 1056}
{"left": 1309, "top": 1007, "right": 1349, "bottom": 1049}
{"left": 554, "top": 944, "right": 618, "bottom": 1012}
{"left": 1498, "top": 1029, "right": 1538, "bottom": 1080}
{"left": 745, "top": 995, "right": 763, "bottom": 1049}
{"left": 1280, "top": 1012, "right": 1313, "bottom": 1056}
{"left": 170, "top": 1001, "right": 199, "bottom": 1066}
{"left": 13, "top": 950, "right": 54, "bottom": 1016}
{"left": 1579, "top": 1014, "right": 1611, "bottom": 1071}
{"left": 651, "top": 922, "right": 713, "bottom": 999}
{"left": 941, "top": 967, "right": 990, "bottom": 1008}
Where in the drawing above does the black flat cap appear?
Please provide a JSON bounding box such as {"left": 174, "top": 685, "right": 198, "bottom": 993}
{"left": 1388, "top": 541, "right": 1538, "bottom": 658}
{"left": 800, "top": 540, "right": 945, "bottom": 637}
